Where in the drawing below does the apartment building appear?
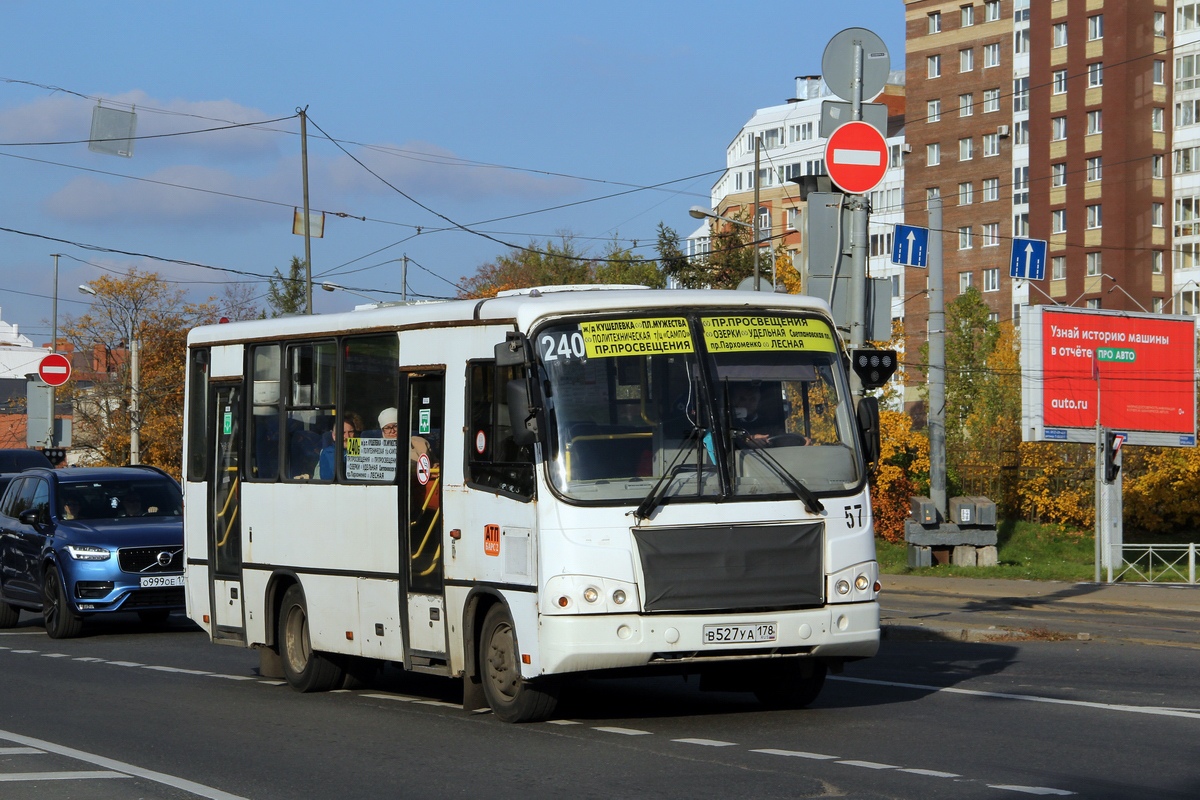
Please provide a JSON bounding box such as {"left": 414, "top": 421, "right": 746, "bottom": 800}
{"left": 689, "top": 75, "right": 909, "bottom": 321}
{"left": 903, "top": 0, "right": 1176, "bottom": 401}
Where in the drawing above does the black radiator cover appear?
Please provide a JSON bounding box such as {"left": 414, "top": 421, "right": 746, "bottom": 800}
{"left": 632, "top": 522, "right": 824, "bottom": 612}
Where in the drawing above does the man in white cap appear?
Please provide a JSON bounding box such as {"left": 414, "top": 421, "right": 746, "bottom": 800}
{"left": 378, "top": 407, "right": 399, "bottom": 439}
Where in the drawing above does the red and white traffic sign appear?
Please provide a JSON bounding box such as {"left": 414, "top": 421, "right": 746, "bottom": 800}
{"left": 824, "top": 120, "right": 890, "bottom": 195}
{"left": 38, "top": 353, "right": 72, "bottom": 387}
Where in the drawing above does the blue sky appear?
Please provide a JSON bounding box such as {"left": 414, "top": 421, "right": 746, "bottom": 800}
{"left": 0, "top": 1, "right": 906, "bottom": 339}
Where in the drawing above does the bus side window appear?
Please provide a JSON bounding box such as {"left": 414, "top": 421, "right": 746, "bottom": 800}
{"left": 465, "top": 360, "right": 534, "bottom": 500}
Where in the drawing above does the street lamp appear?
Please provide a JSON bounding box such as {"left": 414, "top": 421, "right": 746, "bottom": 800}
{"left": 1103, "top": 274, "right": 1150, "bottom": 313}
{"left": 78, "top": 282, "right": 139, "bottom": 465}
{"left": 689, "top": 204, "right": 761, "bottom": 289}
{"left": 321, "top": 281, "right": 386, "bottom": 305}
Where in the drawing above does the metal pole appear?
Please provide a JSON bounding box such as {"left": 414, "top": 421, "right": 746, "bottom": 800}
{"left": 1094, "top": 371, "right": 1102, "bottom": 583}
{"left": 927, "top": 197, "right": 947, "bottom": 517}
{"left": 402, "top": 254, "right": 409, "bottom": 304}
{"left": 847, "top": 37, "right": 868, "bottom": 351}
{"left": 299, "top": 107, "right": 313, "bottom": 315}
{"left": 130, "top": 336, "right": 139, "bottom": 465}
{"left": 753, "top": 135, "right": 761, "bottom": 288}
{"left": 49, "top": 254, "right": 59, "bottom": 449}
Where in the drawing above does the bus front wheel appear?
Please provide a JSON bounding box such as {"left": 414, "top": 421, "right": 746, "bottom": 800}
{"left": 479, "top": 604, "right": 560, "bottom": 723}
{"left": 753, "top": 659, "right": 827, "bottom": 710}
{"left": 278, "top": 585, "right": 345, "bottom": 692}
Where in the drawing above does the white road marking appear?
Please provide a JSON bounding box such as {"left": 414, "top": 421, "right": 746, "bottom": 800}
{"left": 989, "top": 785, "right": 1074, "bottom": 796}
{"left": 41, "top": 653, "right": 71, "bottom": 658}
{"left": 832, "top": 675, "right": 1200, "bottom": 721}
{"left": 545, "top": 719, "right": 581, "bottom": 725}
{"left": 672, "top": 738, "right": 736, "bottom": 747}
{"left": 593, "top": 726, "right": 651, "bottom": 736}
{"left": 899, "top": 768, "right": 961, "bottom": 778}
{"left": 0, "top": 771, "right": 128, "bottom": 782}
{"left": 837, "top": 760, "right": 897, "bottom": 770}
{"left": 0, "top": 747, "right": 42, "bottom": 755}
{"left": 751, "top": 748, "right": 839, "bottom": 760}
{"left": 0, "top": 729, "right": 249, "bottom": 799}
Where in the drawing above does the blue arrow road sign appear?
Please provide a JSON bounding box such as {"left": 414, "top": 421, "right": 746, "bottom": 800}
{"left": 1010, "top": 237, "right": 1048, "bottom": 280}
{"left": 891, "top": 224, "right": 929, "bottom": 267}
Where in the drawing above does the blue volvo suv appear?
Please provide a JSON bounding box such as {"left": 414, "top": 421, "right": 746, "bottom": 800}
{"left": 0, "top": 466, "right": 184, "bottom": 638}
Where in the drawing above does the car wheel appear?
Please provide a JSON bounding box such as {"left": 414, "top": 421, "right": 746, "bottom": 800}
{"left": 278, "top": 584, "right": 344, "bottom": 692}
{"left": 43, "top": 567, "right": 83, "bottom": 639}
{"left": 0, "top": 599, "right": 19, "bottom": 628}
{"left": 479, "top": 604, "right": 560, "bottom": 723}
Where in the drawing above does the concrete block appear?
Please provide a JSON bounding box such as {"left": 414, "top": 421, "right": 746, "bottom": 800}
{"left": 952, "top": 545, "right": 978, "bottom": 567}
{"left": 907, "top": 545, "right": 932, "bottom": 568}
{"left": 949, "top": 496, "right": 976, "bottom": 526}
{"left": 969, "top": 496, "right": 997, "bottom": 527}
{"left": 904, "top": 520, "right": 998, "bottom": 546}
{"left": 909, "top": 496, "right": 938, "bottom": 526}
{"left": 976, "top": 545, "right": 999, "bottom": 567}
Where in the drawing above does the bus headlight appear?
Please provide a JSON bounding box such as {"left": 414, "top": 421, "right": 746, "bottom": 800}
{"left": 836, "top": 580, "right": 851, "bottom": 595}
{"left": 827, "top": 561, "right": 880, "bottom": 603}
{"left": 583, "top": 587, "right": 599, "bottom": 604}
{"left": 855, "top": 574, "right": 870, "bottom": 591}
{"left": 542, "top": 576, "right": 640, "bottom": 614}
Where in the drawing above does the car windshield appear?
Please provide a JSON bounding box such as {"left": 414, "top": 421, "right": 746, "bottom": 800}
{"left": 537, "top": 312, "right": 863, "bottom": 506}
{"left": 59, "top": 477, "right": 183, "bottom": 521}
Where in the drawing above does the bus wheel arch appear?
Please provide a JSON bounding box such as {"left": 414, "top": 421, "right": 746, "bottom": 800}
{"left": 277, "top": 583, "right": 345, "bottom": 692}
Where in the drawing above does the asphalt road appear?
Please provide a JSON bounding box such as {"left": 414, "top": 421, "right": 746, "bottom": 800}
{"left": 0, "top": 583, "right": 1196, "bottom": 800}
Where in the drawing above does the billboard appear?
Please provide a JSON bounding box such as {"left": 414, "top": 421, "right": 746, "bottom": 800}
{"left": 1021, "top": 306, "right": 1197, "bottom": 446}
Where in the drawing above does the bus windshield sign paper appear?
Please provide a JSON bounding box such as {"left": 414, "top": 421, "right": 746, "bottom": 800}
{"left": 345, "top": 437, "right": 398, "bottom": 481}
{"left": 579, "top": 318, "right": 693, "bottom": 358}
{"left": 701, "top": 316, "right": 837, "bottom": 353}
{"left": 1022, "top": 306, "right": 1196, "bottom": 445}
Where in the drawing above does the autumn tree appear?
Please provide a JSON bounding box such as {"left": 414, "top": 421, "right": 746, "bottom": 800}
{"left": 266, "top": 256, "right": 308, "bottom": 316}
{"left": 660, "top": 211, "right": 757, "bottom": 289}
{"left": 61, "top": 270, "right": 218, "bottom": 478}
{"left": 458, "top": 235, "right": 663, "bottom": 299}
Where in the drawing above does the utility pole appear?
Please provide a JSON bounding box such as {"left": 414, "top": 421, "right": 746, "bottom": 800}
{"left": 299, "top": 106, "right": 313, "bottom": 315}
{"left": 927, "top": 197, "right": 947, "bottom": 516}
{"left": 753, "top": 135, "right": 761, "bottom": 288}
{"left": 402, "top": 254, "right": 409, "bottom": 304}
{"left": 48, "top": 254, "right": 60, "bottom": 450}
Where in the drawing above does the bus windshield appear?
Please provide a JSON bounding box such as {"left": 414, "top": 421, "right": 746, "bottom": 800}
{"left": 536, "top": 312, "right": 864, "bottom": 506}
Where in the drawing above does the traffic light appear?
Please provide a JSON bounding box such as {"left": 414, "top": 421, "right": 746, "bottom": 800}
{"left": 850, "top": 349, "right": 898, "bottom": 390}
{"left": 1103, "top": 429, "right": 1123, "bottom": 484}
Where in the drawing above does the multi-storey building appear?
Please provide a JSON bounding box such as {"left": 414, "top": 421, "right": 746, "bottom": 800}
{"left": 689, "top": 75, "right": 909, "bottom": 322}
{"left": 903, "top": 0, "right": 1177, "bottom": 405}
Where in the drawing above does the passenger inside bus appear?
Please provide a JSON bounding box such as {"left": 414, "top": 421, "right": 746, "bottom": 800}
{"left": 315, "top": 412, "right": 363, "bottom": 480}
{"left": 730, "top": 382, "right": 809, "bottom": 445}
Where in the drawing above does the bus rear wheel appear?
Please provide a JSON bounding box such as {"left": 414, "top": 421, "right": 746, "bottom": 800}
{"left": 278, "top": 585, "right": 345, "bottom": 692}
{"left": 479, "top": 604, "right": 559, "bottom": 723}
{"left": 753, "top": 659, "right": 827, "bottom": 710}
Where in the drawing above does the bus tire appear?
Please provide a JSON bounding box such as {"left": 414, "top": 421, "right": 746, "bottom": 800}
{"left": 43, "top": 566, "right": 83, "bottom": 639}
{"left": 753, "top": 659, "right": 827, "bottom": 710}
{"left": 0, "top": 599, "right": 19, "bottom": 628}
{"left": 479, "top": 604, "right": 559, "bottom": 723}
{"left": 278, "top": 584, "right": 345, "bottom": 692}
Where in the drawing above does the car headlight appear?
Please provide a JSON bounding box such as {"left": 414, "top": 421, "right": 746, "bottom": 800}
{"left": 65, "top": 545, "right": 111, "bottom": 561}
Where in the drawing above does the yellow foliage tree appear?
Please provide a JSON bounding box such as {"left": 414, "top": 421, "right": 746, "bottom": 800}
{"left": 870, "top": 410, "right": 930, "bottom": 543}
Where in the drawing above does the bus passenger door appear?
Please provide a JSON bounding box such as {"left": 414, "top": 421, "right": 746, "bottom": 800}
{"left": 404, "top": 372, "right": 447, "bottom": 661}
{"left": 209, "top": 383, "right": 245, "bottom": 644}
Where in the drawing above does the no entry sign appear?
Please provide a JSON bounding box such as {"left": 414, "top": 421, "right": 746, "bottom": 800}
{"left": 38, "top": 353, "right": 72, "bottom": 387}
{"left": 824, "top": 121, "right": 890, "bottom": 195}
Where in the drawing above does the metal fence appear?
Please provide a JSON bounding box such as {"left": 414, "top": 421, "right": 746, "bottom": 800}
{"left": 1116, "top": 544, "right": 1198, "bottom": 585}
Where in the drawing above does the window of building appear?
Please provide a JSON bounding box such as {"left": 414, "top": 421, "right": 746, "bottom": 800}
{"left": 985, "top": 0, "right": 1000, "bottom": 22}
{"left": 983, "top": 177, "right": 1000, "bottom": 202}
{"left": 1088, "top": 14, "right": 1103, "bottom": 40}
{"left": 1178, "top": 99, "right": 1200, "bottom": 127}
{"left": 927, "top": 143, "right": 941, "bottom": 166}
{"left": 982, "top": 223, "right": 1000, "bottom": 248}
{"left": 1053, "top": 69, "right": 1068, "bottom": 94}
{"left": 787, "top": 207, "right": 798, "bottom": 230}
{"left": 928, "top": 54, "right": 942, "bottom": 78}
{"left": 869, "top": 232, "right": 894, "bottom": 257}
{"left": 1014, "top": 119, "right": 1030, "bottom": 144}
{"left": 927, "top": 99, "right": 941, "bottom": 122}
{"left": 1013, "top": 167, "right": 1029, "bottom": 204}
{"left": 959, "top": 93, "right": 974, "bottom": 116}
{"left": 928, "top": 11, "right": 942, "bottom": 33}
{"left": 1178, "top": 243, "right": 1200, "bottom": 271}
{"left": 1155, "top": 12, "right": 1166, "bottom": 37}
{"left": 1155, "top": 60, "right": 1165, "bottom": 85}
{"left": 984, "top": 42, "right": 1001, "bottom": 68}
{"left": 1180, "top": 3, "right": 1200, "bottom": 32}
{"left": 1013, "top": 77, "right": 1030, "bottom": 112}
{"left": 1152, "top": 250, "right": 1164, "bottom": 274}
{"left": 1087, "top": 204, "right": 1103, "bottom": 229}
{"left": 1015, "top": 0, "right": 1030, "bottom": 22}
{"left": 1152, "top": 107, "right": 1165, "bottom": 132}
{"left": 1177, "top": 146, "right": 1200, "bottom": 174}
{"left": 959, "top": 272, "right": 974, "bottom": 293}
{"left": 983, "top": 267, "right": 999, "bottom": 291}
{"left": 1052, "top": 209, "right": 1066, "bottom": 233}
{"left": 959, "top": 137, "right": 974, "bottom": 161}
{"left": 1086, "top": 299, "right": 1102, "bottom": 310}
{"left": 1052, "top": 116, "right": 1067, "bottom": 140}
{"left": 1153, "top": 298, "right": 1164, "bottom": 314}
{"left": 1088, "top": 62, "right": 1104, "bottom": 87}
{"left": 959, "top": 182, "right": 974, "bottom": 205}
{"left": 960, "top": 48, "right": 974, "bottom": 72}
{"left": 1179, "top": 54, "right": 1199, "bottom": 91}
{"left": 1014, "top": 212, "right": 1030, "bottom": 237}
{"left": 1087, "top": 109, "right": 1102, "bottom": 134}
{"left": 1087, "top": 156, "right": 1102, "bottom": 181}
{"left": 1014, "top": 27, "right": 1030, "bottom": 54}
{"left": 1152, "top": 154, "right": 1164, "bottom": 179}
{"left": 962, "top": 4, "right": 975, "bottom": 27}
{"left": 983, "top": 88, "right": 1000, "bottom": 112}
{"left": 983, "top": 133, "right": 1000, "bottom": 156}
{"left": 1087, "top": 252, "right": 1102, "bottom": 276}
{"left": 1051, "top": 163, "right": 1067, "bottom": 187}
{"left": 1152, "top": 202, "right": 1164, "bottom": 227}
{"left": 1052, "top": 256, "right": 1067, "bottom": 281}
{"left": 958, "top": 226, "right": 973, "bottom": 250}
{"left": 1053, "top": 22, "right": 1068, "bottom": 47}
{"left": 1177, "top": 196, "right": 1200, "bottom": 235}
{"left": 927, "top": 186, "right": 942, "bottom": 205}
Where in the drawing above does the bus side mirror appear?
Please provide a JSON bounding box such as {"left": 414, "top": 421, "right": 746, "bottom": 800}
{"left": 495, "top": 332, "right": 532, "bottom": 368}
{"left": 506, "top": 379, "right": 542, "bottom": 445}
{"left": 856, "top": 396, "right": 881, "bottom": 466}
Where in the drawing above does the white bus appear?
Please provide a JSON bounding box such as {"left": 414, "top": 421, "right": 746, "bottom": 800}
{"left": 182, "top": 286, "right": 888, "bottom": 722}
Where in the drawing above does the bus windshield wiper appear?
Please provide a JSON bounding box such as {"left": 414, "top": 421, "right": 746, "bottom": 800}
{"left": 735, "top": 434, "right": 825, "bottom": 515}
{"left": 631, "top": 426, "right": 704, "bottom": 522}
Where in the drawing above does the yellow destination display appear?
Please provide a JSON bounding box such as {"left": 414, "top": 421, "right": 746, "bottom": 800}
{"left": 701, "top": 316, "right": 837, "bottom": 353}
{"left": 579, "top": 317, "right": 694, "bottom": 358}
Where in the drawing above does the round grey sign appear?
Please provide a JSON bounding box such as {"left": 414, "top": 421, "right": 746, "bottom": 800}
{"left": 821, "top": 27, "right": 890, "bottom": 103}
